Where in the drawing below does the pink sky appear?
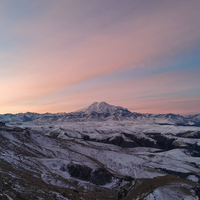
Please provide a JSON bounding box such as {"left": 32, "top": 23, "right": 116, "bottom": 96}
{"left": 0, "top": 0, "right": 200, "bottom": 114}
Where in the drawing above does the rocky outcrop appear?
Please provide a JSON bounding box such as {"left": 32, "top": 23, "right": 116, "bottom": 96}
{"left": 0, "top": 122, "right": 5, "bottom": 126}
{"left": 61, "top": 163, "right": 113, "bottom": 186}
{"left": 145, "top": 133, "right": 175, "bottom": 150}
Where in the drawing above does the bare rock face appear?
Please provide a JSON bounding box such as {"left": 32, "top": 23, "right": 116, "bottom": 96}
{"left": 65, "top": 163, "right": 113, "bottom": 186}
{"left": 65, "top": 163, "right": 92, "bottom": 181}
{"left": 90, "top": 168, "right": 113, "bottom": 186}
{"left": 0, "top": 122, "right": 5, "bottom": 126}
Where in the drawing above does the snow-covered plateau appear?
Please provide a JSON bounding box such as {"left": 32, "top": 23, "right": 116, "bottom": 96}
{"left": 0, "top": 102, "right": 200, "bottom": 199}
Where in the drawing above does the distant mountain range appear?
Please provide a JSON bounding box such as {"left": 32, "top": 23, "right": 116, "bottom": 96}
{"left": 1, "top": 101, "right": 200, "bottom": 126}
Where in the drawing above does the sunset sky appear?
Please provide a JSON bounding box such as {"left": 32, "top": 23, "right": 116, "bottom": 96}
{"left": 1, "top": 0, "right": 200, "bottom": 114}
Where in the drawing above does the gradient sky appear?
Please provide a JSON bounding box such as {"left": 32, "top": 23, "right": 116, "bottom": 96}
{"left": 1, "top": 0, "right": 200, "bottom": 114}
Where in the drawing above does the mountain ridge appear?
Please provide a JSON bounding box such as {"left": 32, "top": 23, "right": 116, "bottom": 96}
{"left": 0, "top": 101, "right": 200, "bottom": 126}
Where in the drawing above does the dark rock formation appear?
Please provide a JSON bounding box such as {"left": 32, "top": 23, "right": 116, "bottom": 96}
{"left": 145, "top": 133, "right": 175, "bottom": 150}
{"left": 90, "top": 168, "right": 113, "bottom": 186}
{"left": 0, "top": 122, "right": 5, "bottom": 126}
{"left": 63, "top": 163, "right": 113, "bottom": 186}
{"left": 66, "top": 163, "right": 92, "bottom": 181}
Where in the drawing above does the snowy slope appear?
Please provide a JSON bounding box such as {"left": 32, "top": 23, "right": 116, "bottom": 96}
{"left": 0, "top": 120, "right": 200, "bottom": 199}
{"left": 78, "top": 102, "right": 128, "bottom": 113}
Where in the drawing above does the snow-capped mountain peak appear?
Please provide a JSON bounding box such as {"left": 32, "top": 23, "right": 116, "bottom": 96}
{"left": 78, "top": 102, "right": 128, "bottom": 114}
{"left": 0, "top": 102, "right": 200, "bottom": 125}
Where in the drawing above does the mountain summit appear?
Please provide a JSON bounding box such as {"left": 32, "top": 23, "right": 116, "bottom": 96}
{"left": 0, "top": 102, "right": 200, "bottom": 125}
{"left": 78, "top": 102, "right": 129, "bottom": 114}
